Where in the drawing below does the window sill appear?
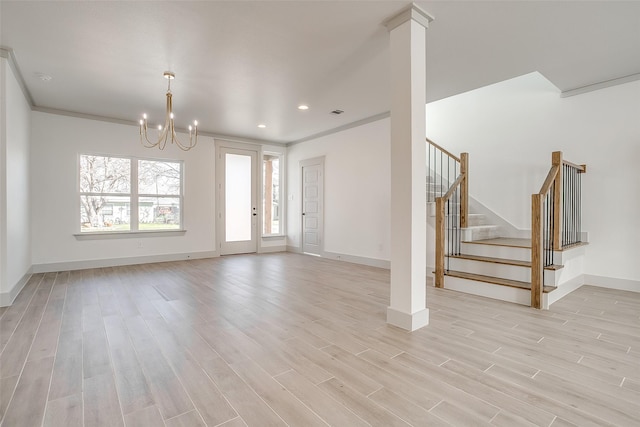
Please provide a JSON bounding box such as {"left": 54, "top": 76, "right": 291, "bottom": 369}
{"left": 262, "top": 234, "right": 286, "bottom": 240}
{"left": 74, "top": 229, "right": 186, "bottom": 240}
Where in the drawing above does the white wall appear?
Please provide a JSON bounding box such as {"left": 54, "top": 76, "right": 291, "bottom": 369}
{"left": 0, "top": 57, "right": 33, "bottom": 304}
{"left": 30, "top": 112, "right": 217, "bottom": 269}
{"left": 426, "top": 73, "right": 640, "bottom": 282}
{"left": 287, "top": 118, "right": 391, "bottom": 264}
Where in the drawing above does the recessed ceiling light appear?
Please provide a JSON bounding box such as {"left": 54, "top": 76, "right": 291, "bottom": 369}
{"left": 257, "top": 124, "right": 267, "bottom": 128}
{"left": 298, "top": 105, "right": 309, "bottom": 110}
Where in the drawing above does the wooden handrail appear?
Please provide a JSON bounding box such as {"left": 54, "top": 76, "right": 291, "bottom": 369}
{"left": 538, "top": 164, "right": 559, "bottom": 195}
{"left": 562, "top": 159, "right": 586, "bottom": 173}
{"left": 441, "top": 174, "right": 464, "bottom": 201}
{"left": 426, "top": 138, "right": 461, "bottom": 163}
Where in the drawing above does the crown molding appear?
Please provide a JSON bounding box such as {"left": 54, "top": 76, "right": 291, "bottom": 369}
{"left": 560, "top": 72, "right": 640, "bottom": 98}
{"left": 32, "top": 106, "right": 286, "bottom": 147}
{"left": 384, "top": 3, "right": 434, "bottom": 31}
{"left": 287, "top": 111, "right": 390, "bottom": 146}
{"left": 0, "top": 47, "right": 35, "bottom": 107}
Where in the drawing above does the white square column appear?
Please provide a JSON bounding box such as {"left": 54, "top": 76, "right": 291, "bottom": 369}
{"left": 385, "top": 5, "right": 433, "bottom": 331}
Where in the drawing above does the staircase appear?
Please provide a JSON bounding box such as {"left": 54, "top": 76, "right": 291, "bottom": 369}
{"left": 427, "top": 140, "right": 587, "bottom": 309}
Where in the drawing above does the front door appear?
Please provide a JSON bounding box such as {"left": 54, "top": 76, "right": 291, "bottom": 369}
{"left": 219, "top": 147, "right": 258, "bottom": 255}
{"left": 301, "top": 157, "right": 324, "bottom": 256}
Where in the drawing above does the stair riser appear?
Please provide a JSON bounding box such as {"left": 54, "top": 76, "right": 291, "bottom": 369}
{"left": 447, "top": 258, "right": 556, "bottom": 284}
{"left": 442, "top": 276, "right": 549, "bottom": 309}
{"left": 448, "top": 258, "right": 530, "bottom": 282}
{"left": 467, "top": 214, "right": 488, "bottom": 227}
{"left": 461, "top": 242, "right": 531, "bottom": 262}
{"left": 462, "top": 227, "right": 500, "bottom": 241}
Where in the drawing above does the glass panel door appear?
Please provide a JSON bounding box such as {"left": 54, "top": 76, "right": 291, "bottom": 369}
{"left": 219, "top": 147, "right": 258, "bottom": 254}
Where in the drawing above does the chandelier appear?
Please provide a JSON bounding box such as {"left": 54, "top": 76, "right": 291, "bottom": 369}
{"left": 139, "top": 72, "right": 198, "bottom": 151}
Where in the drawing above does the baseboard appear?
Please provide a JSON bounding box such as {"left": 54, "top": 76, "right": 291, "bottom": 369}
{"left": 323, "top": 251, "right": 390, "bottom": 269}
{"left": 31, "top": 251, "right": 219, "bottom": 273}
{"left": 286, "top": 245, "right": 302, "bottom": 254}
{"left": 0, "top": 269, "right": 33, "bottom": 307}
{"left": 583, "top": 274, "right": 639, "bottom": 293}
{"left": 386, "top": 307, "right": 429, "bottom": 331}
{"left": 548, "top": 275, "right": 584, "bottom": 306}
{"left": 259, "top": 245, "right": 287, "bottom": 254}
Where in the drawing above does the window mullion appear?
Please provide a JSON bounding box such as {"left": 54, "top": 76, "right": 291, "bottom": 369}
{"left": 131, "top": 159, "right": 139, "bottom": 231}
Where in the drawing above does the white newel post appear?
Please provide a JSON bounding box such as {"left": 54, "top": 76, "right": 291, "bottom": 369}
{"left": 385, "top": 4, "right": 433, "bottom": 331}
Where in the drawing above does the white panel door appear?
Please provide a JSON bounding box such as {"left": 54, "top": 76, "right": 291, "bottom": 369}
{"left": 301, "top": 157, "right": 324, "bottom": 256}
{"left": 220, "top": 147, "right": 258, "bottom": 255}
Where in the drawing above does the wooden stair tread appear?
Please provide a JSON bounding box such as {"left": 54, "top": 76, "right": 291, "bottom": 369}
{"left": 448, "top": 254, "right": 563, "bottom": 270}
{"left": 444, "top": 270, "right": 557, "bottom": 293}
{"left": 560, "top": 241, "right": 589, "bottom": 251}
{"left": 462, "top": 238, "right": 531, "bottom": 248}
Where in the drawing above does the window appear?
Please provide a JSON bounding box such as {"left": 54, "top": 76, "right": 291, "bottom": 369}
{"left": 79, "top": 155, "right": 182, "bottom": 233}
{"left": 262, "top": 153, "right": 281, "bottom": 235}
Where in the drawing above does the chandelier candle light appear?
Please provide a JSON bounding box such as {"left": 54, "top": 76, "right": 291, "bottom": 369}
{"left": 139, "top": 72, "right": 198, "bottom": 151}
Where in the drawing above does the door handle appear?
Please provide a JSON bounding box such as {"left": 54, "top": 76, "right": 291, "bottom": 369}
{"left": 252, "top": 213, "right": 257, "bottom": 216}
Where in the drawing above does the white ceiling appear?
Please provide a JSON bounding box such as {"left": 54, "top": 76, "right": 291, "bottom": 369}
{"left": 2, "top": 1, "right": 639, "bottom": 144}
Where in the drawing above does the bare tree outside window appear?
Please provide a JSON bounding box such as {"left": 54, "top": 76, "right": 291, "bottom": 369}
{"left": 138, "top": 160, "right": 182, "bottom": 230}
{"left": 80, "top": 155, "right": 131, "bottom": 231}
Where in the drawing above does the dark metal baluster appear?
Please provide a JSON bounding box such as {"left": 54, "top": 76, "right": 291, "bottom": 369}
{"left": 578, "top": 168, "right": 582, "bottom": 243}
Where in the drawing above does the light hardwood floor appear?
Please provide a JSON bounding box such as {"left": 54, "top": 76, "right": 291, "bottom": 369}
{"left": 0, "top": 253, "right": 638, "bottom": 426}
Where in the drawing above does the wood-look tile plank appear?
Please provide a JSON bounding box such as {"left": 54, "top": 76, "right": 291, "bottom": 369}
{"left": 0, "top": 276, "right": 54, "bottom": 378}
{"left": 489, "top": 411, "right": 538, "bottom": 427}
{"left": 368, "top": 387, "right": 450, "bottom": 426}
{"left": 217, "top": 417, "right": 248, "bottom": 427}
{"left": 443, "top": 359, "right": 559, "bottom": 425}
{"left": 103, "top": 315, "right": 155, "bottom": 415}
{"left": 164, "top": 349, "right": 237, "bottom": 426}
{"left": 486, "top": 364, "right": 618, "bottom": 427}
{"left": 123, "top": 404, "right": 165, "bottom": 427}
{"left": 430, "top": 400, "right": 493, "bottom": 427}
{"left": 274, "top": 369, "right": 369, "bottom": 427}
{"left": 317, "top": 377, "right": 411, "bottom": 427}
{"left": 0, "top": 374, "right": 18, "bottom": 421}
{"left": 164, "top": 410, "right": 207, "bottom": 427}
{"left": 0, "top": 274, "right": 42, "bottom": 352}
{"left": 27, "top": 282, "right": 66, "bottom": 362}
{"left": 359, "top": 349, "right": 499, "bottom": 421}
{"left": 43, "top": 393, "right": 83, "bottom": 427}
{"left": 48, "top": 329, "right": 83, "bottom": 401}
{"left": 321, "top": 345, "right": 441, "bottom": 411}
{"left": 84, "top": 372, "right": 125, "bottom": 427}
{"left": 123, "top": 316, "right": 195, "bottom": 420}
{"left": 2, "top": 356, "right": 54, "bottom": 427}
{"left": 201, "top": 356, "right": 287, "bottom": 427}
{"left": 82, "top": 326, "right": 111, "bottom": 379}
{"left": 285, "top": 337, "right": 383, "bottom": 396}
{"left": 229, "top": 358, "right": 327, "bottom": 427}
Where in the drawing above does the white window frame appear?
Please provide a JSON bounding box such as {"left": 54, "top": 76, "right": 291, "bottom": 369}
{"left": 262, "top": 149, "right": 285, "bottom": 237}
{"left": 77, "top": 154, "right": 184, "bottom": 235}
